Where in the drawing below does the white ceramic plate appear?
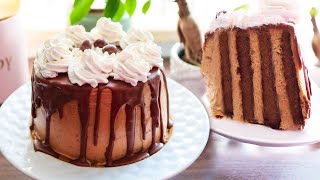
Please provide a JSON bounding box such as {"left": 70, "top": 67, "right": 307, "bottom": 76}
{"left": 202, "top": 83, "right": 320, "bottom": 147}
{"left": 0, "top": 78, "right": 210, "bottom": 180}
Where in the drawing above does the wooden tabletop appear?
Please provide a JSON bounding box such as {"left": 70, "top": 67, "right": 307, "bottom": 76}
{"left": 2, "top": 132, "right": 320, "bottom": 179}
{"left": 2, "top": 42, "right": 320, "bottom": 180}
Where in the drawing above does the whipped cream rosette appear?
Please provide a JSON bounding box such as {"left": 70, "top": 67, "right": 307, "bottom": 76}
{"left": 65, "top": 25, "right": 93, "bottom": 47}
{"left": 35, "top": 35, "right": 74, "bottom": 78}
{"left": 35, "top": 17, "right": 163, "bottom": 87}
{"left": 68, "top": 49, "right": 114, "bottom": 87}
{"left": 91, "top": 17, "right": 125, "bottom": 44}
{"left": 120, "top": 27, "right": 154, "bottom": 49}
{"left": 125, "top": 42, "right": 163, "bottom": 68}
{"left": 111, "top": 50, "right": 151, "bottom": 86}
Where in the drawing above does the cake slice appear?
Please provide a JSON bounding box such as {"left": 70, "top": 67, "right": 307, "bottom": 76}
{"left": 201, "top": 4, "right": 311, "bottom": 130}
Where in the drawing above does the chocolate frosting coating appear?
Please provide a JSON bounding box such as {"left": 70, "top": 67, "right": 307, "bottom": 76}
{"left": 31, "top": 67, "right": 172, "bottom": 167}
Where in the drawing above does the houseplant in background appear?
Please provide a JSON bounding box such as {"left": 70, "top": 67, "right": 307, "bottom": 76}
{"left": 310, "top": 7, "right": 320, "bottom": 65}
{"left": 69, "top": 0, "right": 151, "bottom": 30}
{"left": 175, "top": 0, "right": 202, "bottom": 66}
{"left": 170, "top": 0, "right": 205, "bottom": 98}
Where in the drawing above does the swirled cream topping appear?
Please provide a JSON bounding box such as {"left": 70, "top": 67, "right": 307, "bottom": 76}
{"left": 125, "top": 42, "right": 163, "bottom": 68}
{"left": 91, "top": 17, "right": 125, "bottom": 44}
{"left": 120, "top": 27, "right": 154, "bottom": 49}
{"left": 35, "top": 17, "right": 163, "bottom": 87}
{"left": 261, "top": 0, "right": 299, "bottom": 23}
{"left": 111, "top": 51, "right": 151, "bottom": 86}
{"left": 35, "top": 36, "right": 74, "bottom": 78}
{"left": 209, "top": 0, "right": 299, "bottom": 32}
{"left": 66, "top": 25, "right": 93, "bottom": 47}
{"left": 68, "top": 49, "right": 113, "bottom": 87}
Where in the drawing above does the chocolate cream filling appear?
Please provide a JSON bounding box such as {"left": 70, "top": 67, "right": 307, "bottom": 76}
{"left": 281, "top": 31, "right": 304, "bottom": 126}
{"left": 219, "top": 31, "right": 234, "bottom": 116}
{"left": 258, "top": 27, "right": 281, "bottom": 129}
{"left": 236, "top": 29, "right": 255, "bottom": 123}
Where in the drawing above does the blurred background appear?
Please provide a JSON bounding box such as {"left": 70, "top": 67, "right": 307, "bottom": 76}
{"left": 1, "top": 0, "right": 320, "bottom": 101}
{"left": 11, "top": 0, "right": 320, "bottom": 59}
{"left": 2, "top": 1, "right": 320, "bottom": 178}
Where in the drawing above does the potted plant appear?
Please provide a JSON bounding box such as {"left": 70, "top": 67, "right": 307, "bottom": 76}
{"left": 69, "top": 0, "right": 152, "bottom": 30}
{"left": 170, "top": 0, "right": 205, "bottom": 98}
{"left": 310, "top": 7, "right": 320, "bottom": 65}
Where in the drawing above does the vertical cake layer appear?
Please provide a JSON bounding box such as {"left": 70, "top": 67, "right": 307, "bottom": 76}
{"left": 236, "top": 29, "right": 255, "bottom": 122}
{"left": 289, "top": 28, "right": 312, "bottom": 122}
{"left": 202, "top": 31, "right": 224, "bottom": 117}
{"left": 280, "top": 30, "right": 303, "bottom": 128}
{"left": 257, "top": 27, "right": 281, "bottom": 129}
{"left": 249, "top": 30, "right": 264, "bottom": 124}
{"left": 228, "top": 30, "right": 243, "bottom": 121}
{"left": 219, "top": 31, "right": 233, "bottom": 116}
{"left": 270, "top": 28, "right": 297, "bottom": 129}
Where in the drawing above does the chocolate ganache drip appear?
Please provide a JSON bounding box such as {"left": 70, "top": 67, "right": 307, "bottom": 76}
{"left": 31, "top": 67, "right": 171, "bottom": 167}
{"left": 31, "top": 70, "right": 92, "bottom": 165}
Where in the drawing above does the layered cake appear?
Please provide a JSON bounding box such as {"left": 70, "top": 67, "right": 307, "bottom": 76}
{"left": 30, "top": 17, "right": 173, "bottom": 167}
{"left": 202, "top": 1, "right": 311, "bottom": 130}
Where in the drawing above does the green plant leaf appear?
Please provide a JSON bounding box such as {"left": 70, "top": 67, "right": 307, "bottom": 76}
{"left": 125, "top": 0, "right": 137, "bottom": 17}
{"left": 104, "top": 0, "right": 120, "bottom": 18}
{"left": 113, "top": 1, "right": 126, "bottom": 22}
{"left": 142, "top": 0, "right": 151, "bottom": 14}
{"left": 310, "top": 7, "right": 319, "bottom": 17}
{"left": 234, "top": 4, "right": 249, "bottom": 11}
{"left": 73, "top": 0, "right": 82, "bottom": 7}
{"left": 70, "top": 0, "right": 94, "bottom": 25}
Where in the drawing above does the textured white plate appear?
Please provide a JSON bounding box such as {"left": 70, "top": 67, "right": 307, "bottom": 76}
{"left": 203, "top": 83, "right": 320, "bottom": 147}
{"left": 0, "top": 78, "right": 210, "bottom": 180}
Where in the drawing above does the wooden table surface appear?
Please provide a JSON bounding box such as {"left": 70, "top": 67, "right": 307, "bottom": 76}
{"left": 2, "top": 132, "right": 320, "bottom": 180}
{"left": 2, "top": 46, "right": 320, "bottom": 180}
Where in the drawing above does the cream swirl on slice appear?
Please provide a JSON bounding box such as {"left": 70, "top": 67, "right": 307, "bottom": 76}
{"left": 35, "top": 36, "right": 74, "bottom": 78}
{"left": 68, "top": 49, "right": 113, "bottom": 88}
{"left": 125, "top": 42, "right": 163, "bottom": 68}
{"left": 91, "top": 17, "right": 125, "bottom": 44}
{"left": 120, "top": 27, "right": 154, "bottom": 49}
{"left": 111, "top": 51, "right": 151, "bottom": 86}
{"left": 261, "top": 0, "right": 299, "bottom": 23}
{"left": 65, "top": 25, "right": 93, "bottom": 47}
{"left": 209, "top": 0, "right": 299, "bottom": 32}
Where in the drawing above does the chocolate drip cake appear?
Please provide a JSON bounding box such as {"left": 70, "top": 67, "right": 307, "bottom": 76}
{"left": 30, "top": 17, "right": 173, "bottom": 167}
{"left": 201, "top": 1, "right": 311, "bottom": 130}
